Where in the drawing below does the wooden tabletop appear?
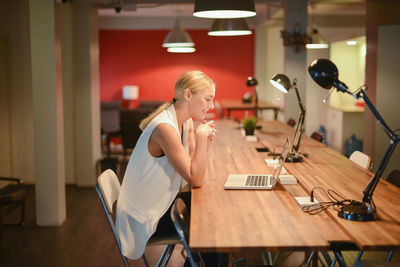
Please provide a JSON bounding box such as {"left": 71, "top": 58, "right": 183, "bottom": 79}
{"left": 220, "top": 99, "right": 280, "bottom": 120}
{"left": 189, "top": 119, "right": 400, "bottom": 252}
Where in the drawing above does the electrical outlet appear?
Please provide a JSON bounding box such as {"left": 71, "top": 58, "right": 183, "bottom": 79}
{"left": 295, "top": 197, "right": 319, "bottom": 207}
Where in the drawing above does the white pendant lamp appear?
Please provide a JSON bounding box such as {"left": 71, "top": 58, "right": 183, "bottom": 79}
{"left": 208, "top": 18, "right": 252, "bottom": 36}
{"left": 162, "top": 17, "right": 195, "bottom": 49}
{"left": 306, "top": 27, "right": 329, "bottom": 49}
{"left": 167, "top": 47, "right": 196, "bottom": 53}
{"left": 193, "top": 0, "right": 256, "bottom": 19}
{"left": 306, "top": 4, "right": 328, "bottom": 49}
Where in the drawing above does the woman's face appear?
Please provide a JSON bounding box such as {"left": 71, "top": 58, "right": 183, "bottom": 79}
{"left": 188, "top": 85, "right": 215, "bottom": 121}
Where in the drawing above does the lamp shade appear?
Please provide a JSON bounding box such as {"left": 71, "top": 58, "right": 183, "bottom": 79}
{"left": 246, "top": 76, "right": 258, "bottom": 86}
{"left": 270, "top": 74, "right": 291, "bottom": 93}
{"left": 208, "top": 18, "right": 252, "bottom": 36}
{"left": 193, "top": 0, "right": 256, "bottom": 19}
{"left": 167, "top": 47, "right": 196, "bottom": 53}
{"left": 122, "top": 85, "right": 139, "bottom": 100}
{"left": 162, "top": 18, "right": 195, "bottom": 48}
{"left": 308, "top": 59, "right": 339, "bottom": 89}
{"left": 306, "top": 28, "right": 329, "bottom": 49}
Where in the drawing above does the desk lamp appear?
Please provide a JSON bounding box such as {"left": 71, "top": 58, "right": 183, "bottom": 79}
{"left": 246, "top": 77, "right": 258, "bottom": 117}
{"left": 308, "top": 58, "right": 400, "bottom": 221}
{"left": 270, "top": 74, "right": 305, "bottom": 163}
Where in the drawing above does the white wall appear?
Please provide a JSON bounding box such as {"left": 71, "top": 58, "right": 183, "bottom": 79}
{"left": 255, "top": 24, "right": 285, "bottom": 121}
{"left": 305, "top": 48, "right": 329, "bottom": 136}
{"left": 330, "top": 36, "right": 366, "bottom": 107}
{"left": 60, "top": 3, "right": 76, "bottom": 184}
{"left": 0, "top": 37, "right": 12, "bottom": 181}
{"left": 375, "top": 24, "right": 400, "bottom": 178}
{"left": 0, "top": 0, "right": 35, "bottom": 183}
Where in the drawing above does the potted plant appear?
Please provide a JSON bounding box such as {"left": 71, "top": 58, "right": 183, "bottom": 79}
{"left": 242, "top": 116, "right": 258, "bottom": 136}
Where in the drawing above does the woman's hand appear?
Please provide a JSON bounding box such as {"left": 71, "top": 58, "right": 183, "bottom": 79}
{"left": 196, "top": 120, "right": 217, "bottom": 143}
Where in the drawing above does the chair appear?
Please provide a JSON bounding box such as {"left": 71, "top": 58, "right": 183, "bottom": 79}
{"left": 349, "top": 151, "right": 371, "bottom": 169}
{"left": 0, "top": 177, "right": 27, "bottom": 237}
{"left": 310, "top": 131, "right": 324, "bottom": 143}
{"left": 170, "top": 198, "right": 204, "bottom": 267}
{"left": 96, "top": 169, "right": 180, "bottom": 267}
{"left": 101, "top": 101, "right": 122, "bottom": 157}
{"left": 120, "top": 109, "right": 150, "bottom": 156}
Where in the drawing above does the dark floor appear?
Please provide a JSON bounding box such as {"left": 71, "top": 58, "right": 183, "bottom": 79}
{"left": 0, "top": 185, "right": 398, "bottom": 267}
{"left": 0, "top": 185, "right": 184, "bottom": 267}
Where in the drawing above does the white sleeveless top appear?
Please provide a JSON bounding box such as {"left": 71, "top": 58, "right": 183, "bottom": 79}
{"left": 116, "top": 104, "right": 190, "bottom": 260}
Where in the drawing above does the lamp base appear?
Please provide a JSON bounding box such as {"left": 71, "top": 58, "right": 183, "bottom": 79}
{"left": 285, "top": 153, "right": 303, "bottom": 163}
{"left": 338, "top": 200, "right": 377, "bottom": 221}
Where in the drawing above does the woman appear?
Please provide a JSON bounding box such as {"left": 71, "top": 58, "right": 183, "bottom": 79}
{"left": 116, "top": 70, "right": 216, "bottom": 260}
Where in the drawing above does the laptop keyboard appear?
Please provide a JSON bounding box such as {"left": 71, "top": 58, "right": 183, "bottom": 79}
{"left": 246, "top": 175, "right": 271, "bottom": 187}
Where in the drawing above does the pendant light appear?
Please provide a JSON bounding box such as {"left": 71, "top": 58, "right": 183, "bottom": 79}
{"left": 162, "top": 17, "right": 195, "bottom": 49}
{"left": 306, "top": 27, "right": 329, "bottom": 49}
{"left": 208, "top": 18, "right": 252, "bottom": 36}
{"left": 306, "top": 4, "right": 328, "bottom": 49}
{"left": 193, "top": 0, "right": 256, "bottom": 19}
{"left": 167, "top": 47, "right": 196, "bottom": 53}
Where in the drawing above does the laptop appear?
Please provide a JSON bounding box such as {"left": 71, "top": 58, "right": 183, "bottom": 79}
{"left": 224, "top": 137, "right": 291, "bottom": 190}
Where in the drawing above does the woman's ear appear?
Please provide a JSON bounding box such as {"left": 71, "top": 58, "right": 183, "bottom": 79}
{"left": 183, "top": 89, "right": 192, "bottom": 101}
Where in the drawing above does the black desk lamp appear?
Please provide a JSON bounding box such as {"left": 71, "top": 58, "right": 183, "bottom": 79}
{"left": 247, "top": 76, "right": 258, "bottom": 117}
{"left": 308, "top": 58, "right": 400, "bottom": 221}
{"left": 270, "top": 74, "right": 305, "bottom": 163}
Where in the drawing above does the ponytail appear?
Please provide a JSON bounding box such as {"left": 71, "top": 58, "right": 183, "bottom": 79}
{"left": 139, "top": 101, "right": 172, "bottom": 130}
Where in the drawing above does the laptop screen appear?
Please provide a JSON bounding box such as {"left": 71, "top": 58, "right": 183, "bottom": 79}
{"left": 273, "top": 137, "right": 291, "bottom": 178}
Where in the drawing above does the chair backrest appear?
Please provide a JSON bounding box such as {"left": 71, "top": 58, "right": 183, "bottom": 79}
{"left": 120, "top": 109, "right": 150, "bottom": 152}
{"left": 96, "top": 169, "right": 129, "bottom": 267}
{"left": 170, "top": 198, "right": 203, "bottom": 267}
{"left": 387, "top": 169, "right": 400, "bottom": 188}
{"left": 101, "top": 101, "right": 121, "bottom": 133}
{"left": 349, "top": 151, "right": 371, "bottom": 170}
{"left": 97, "top": 169, "right": 121, "bottom": 214}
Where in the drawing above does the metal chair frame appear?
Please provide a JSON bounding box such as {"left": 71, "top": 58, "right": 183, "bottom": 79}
{"left": 96, "top": 169, "right": 178, "bottom": 267}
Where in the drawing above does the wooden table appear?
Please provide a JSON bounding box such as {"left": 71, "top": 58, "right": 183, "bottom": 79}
{"left": 220, "top": 99, "right": 280, "bottom": 120}
{"left": 190, "top": 119, "right": 400, "bottom": 258}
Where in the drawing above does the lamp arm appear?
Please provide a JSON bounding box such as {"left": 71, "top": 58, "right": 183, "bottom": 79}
{"left": 291, "top": 80, "right": 306, "bottom": 155}
{"left": 292, "top": 109, "right": 305, "bottom": 155}
{"left": 353, "top": 89, "right": 400, "bottom": 203}
{"left": 254, "top": 86, "right": 259, "bottom": 108}
{"left": 355, "top": 89, "right": 397, "bottom": 140}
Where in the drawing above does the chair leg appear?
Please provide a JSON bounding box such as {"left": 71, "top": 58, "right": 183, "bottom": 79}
{"left": 353, "top": 251, "right": 363, "bottom": 265}
{"left": 142, "top": 254, "right": 150, "bottom": 267}
{"left": 157, "top": 244, "right": 176, "bottom": 267}
{"left": 121, "top": 255, "right": 129, "bottom": 267}
{"left": 20, "top": 198, "right": 26, "bottom": 226}
{"left": 232, "top": 257, "right": 247, "bottom": 267}
{"left": 305, "top": 251, "right": 315, "bottom": 267}
{"left": 387, "top": 250, "right": 393, "bottom": 262}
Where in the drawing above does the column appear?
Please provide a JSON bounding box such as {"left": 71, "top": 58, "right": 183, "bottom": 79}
{"left": 73, "top": 0, "right": 101, "bottom": 186}
{"left": 283, "top": 0, "right": 308, "bottom": 122}
{"left": 29, "top": 0, "right": 66, "bottom": 225}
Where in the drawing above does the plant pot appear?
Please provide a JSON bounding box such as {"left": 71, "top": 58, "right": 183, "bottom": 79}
{"left": 245, "top": 128, "right": 255, "bottom": 136}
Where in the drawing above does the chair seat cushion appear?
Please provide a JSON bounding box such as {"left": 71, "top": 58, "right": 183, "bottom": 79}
{"left": 0, "top": 184, "right": 26, "bottom": 205}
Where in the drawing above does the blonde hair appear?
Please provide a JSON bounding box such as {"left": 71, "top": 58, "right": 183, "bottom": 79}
{"left": 139, "top": 71, "right": 215, "bottom": 130}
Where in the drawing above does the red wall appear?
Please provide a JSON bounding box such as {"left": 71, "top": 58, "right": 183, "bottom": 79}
{"left": 99, "top": 29, "right": 254, "bottom": 115}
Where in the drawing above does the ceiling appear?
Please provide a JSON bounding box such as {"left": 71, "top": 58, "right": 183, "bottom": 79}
{"left": 97, "top": 0, "right": 366, "bottom": 19}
